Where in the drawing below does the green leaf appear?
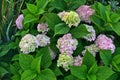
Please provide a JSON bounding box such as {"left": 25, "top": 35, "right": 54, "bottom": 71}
{"left": 70, "top": 24, "right": 89, "bottom": 38}
{"left": 45, "top": 13, "right": 61, "bottom": 30}
{"left": 90, "top": 15, "right": 105, "bottom": 31}
{"left": 31, "top": 56, "right": 42, "bottom": 73}
{"left": 87, "top": 74, "right": 96, "bottom": 80}
{"left": 21, "top": 70, "right": 37, "bottom": 80}
{"left": 50, "top": 63, "right": 63, "bottom": 77}
{"left": 111, "top": 22, "right": 120, "bottom": 36}
{"left": 10, "top": 64, "right": 18, "bottom": 74}
{"left": 70, "top": 65, "right": 87, "bottom": 80}
{"left": 100, "top": 50, "right": 112, "bottom": 65}
{"left": 0, "top": 66, "right": 8, "bottom": 78}
{"left": 105, "top": 11, "right": 112, "bottom": 22}
{"left": 23, "top": 14, "right": 38, "bottom": 25}
{"left": 50, "top": 0, "right": 67, "bottom": 10}
{"left": 82, "top": 50, "right": 96, "bottom": 69}
{"left": 36, "top": 0, "right": 50, "bottom": 9}
{"left": 37, "top": 9, "right": 45, "bottom": 15}
{"left": 22, "top": 9, "right": 30, "bottom": 16}
{"left": 12, "top": 74, "right": 21, "bottom": 80}
{"left": 19, "top": 54, "right": 33, "bottom": 70}
{"left": 64, "top": 0, "right": 86, "bottom": 10}
{"left": 54, "top": 23, "right": 70, "bottom": 36}
{"left": 106, "top": 73, "right": 118, "bottom": 80}
{"left": 88, "top": 63, "right": 98, "bottom": 74}
{"left": 37, "top": 69, "right": 56, "bottom": 80}
{"left": 27, "top": 4, "right": 37, "bottom": 14}
{"left": 112, "top": 54, "right": 120, "bottom": 64}
{"left": 12, "top": 54, "right": 19, "bottom": 61}
{"left": 36, "top": 47, "right": 52, "bottom": 68}
{"left": 0, "top": 45, "right": 10, "bottom": 57}
{"left": 110, "top": 13, "right": 120, "bottom": 23}
{"left": 15, "top": 30, "right": 29, "bottom": 36}
{"left": 64, "top": 75, "right": 79, "bottom": 80}
{"left": 10, "top": 62, "right": 20, "bottom": 75}
{"left": 96, "top": 66, "right": 114, "bottom": 80}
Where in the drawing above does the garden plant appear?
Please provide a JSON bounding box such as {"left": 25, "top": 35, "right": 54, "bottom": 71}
{"left": 0, "top": 0, "right": 120, "bottom": 80}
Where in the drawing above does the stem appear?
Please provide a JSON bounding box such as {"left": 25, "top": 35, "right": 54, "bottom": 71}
{"left": 6, "top": 20, "right": 12, "bottom": 41}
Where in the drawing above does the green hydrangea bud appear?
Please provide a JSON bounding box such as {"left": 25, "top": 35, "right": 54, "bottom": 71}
{"left": 58, "top": 11, "right": 80, "bottom": 27}
{"left": 57, "top": 54, "right": 73, "bottom": 71}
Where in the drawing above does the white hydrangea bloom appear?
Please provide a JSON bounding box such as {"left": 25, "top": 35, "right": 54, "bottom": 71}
{"left": 82, "top": 44, "right": 100, "bottom": 57}
{"left": 19, "top": 34, "right": 38, "bottom": 54}
{"left": 83, "top": 24, "right": 96, "bottom": 42}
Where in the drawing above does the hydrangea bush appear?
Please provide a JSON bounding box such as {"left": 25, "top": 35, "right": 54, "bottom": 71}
{"left": 1, "top": 0, "right": 120, "bottom": 80}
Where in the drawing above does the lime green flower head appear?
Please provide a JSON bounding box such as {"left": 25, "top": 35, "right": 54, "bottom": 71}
{"left": 57, "top": 54, "right": 73, "bottom": 71}
{"left": 58, "top": 11, "right": 80, "bottom": 28}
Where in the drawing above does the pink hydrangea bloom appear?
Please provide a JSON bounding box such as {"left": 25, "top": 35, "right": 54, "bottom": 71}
{"left": 76, "top": 5, "right": 94, "bottom": 23}
{"left": 58, "top": 11, "right": 67, "bottom": 19}
{"left": 56, "top": 33, "right": 78, "bottom": 55}
{"left": 36, "top": 34, "right": 50, "bottom": 47}
{"left": 15, "top": 14, "right": 24, "bottom": 29}
{"left": 74, "top": 55, "right": 82, "bottom": 66}
{"left": 95, "top": 34, "right": 115, "bottom": 53}
{"left": 37, "top": 23, "right": 49, "bottom": 33}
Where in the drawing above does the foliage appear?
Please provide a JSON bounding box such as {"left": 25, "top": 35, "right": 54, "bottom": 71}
{"left": 0, "top": 0, "right": 120, "bottom": 80}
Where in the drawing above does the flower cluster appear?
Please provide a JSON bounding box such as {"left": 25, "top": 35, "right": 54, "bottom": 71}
{"left": 82, "top": 44, "right": 100, "bottom": 57}
{"left": 56, "top": 33, "right": 78, "bottom": 55}
{"left": 19, "top": 34, "right": 50, "bottom": 54}
{"left": 57, "top": 54, "right": 73, "bottom": 71}
{"left": 57, "top": 33, "right": 83, "bottom": 71}
{"left": 37, "top": 23, "right": 49, "bottom": 33}
{"left": 19, "top": 34, "right": 38, "bottom": 54}
{"left": 36, "top": 34, "right": 50, "bottom": 47}
{"left": 76, "top": 5, "right": 94, "bottom": 23}
{"left": 73, "top": 55, "right": 82, "bottom": 66}
{"left": 95, "top": 34, "right": 115, "bottom": 53}
{"left": 15, "top": 14, "right": 24, "bottom": 29}
{"left": 58, "top": 11, "right": 80, "bottom": 27}
{"left": 83, "top": 24, "right": 96, "bottom": 42}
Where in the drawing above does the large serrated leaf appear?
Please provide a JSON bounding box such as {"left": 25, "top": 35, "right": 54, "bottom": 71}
{"left": 19, "top": 54, "right": 33, "bottom": 70}
{"left": 54, "top": 23, "right": 70, "bottom": 36}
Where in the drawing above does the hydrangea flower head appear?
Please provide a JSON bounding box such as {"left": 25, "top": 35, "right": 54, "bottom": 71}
{"left": 76, "top": 5, "right": 94, "bottom": 23}
{"left": 19, "top": 34, "right": 38, "bottom": 54}
{"left": 58, "top": 11, "right": 80, "bottom": 27}
{"left": 83, "top": 24, "right": 96, "bottom": 42}
{"left": 37, "top": 23, "right": 49, "bottom": 33}
{"left": 36, "top": 34, "right": 50, "bottom": 47}
{"left": 82, "top": 44, "right": 100, "bottom": 57}
{"left": 57, "top": 54, "right": 73, "bottom": 71}
{"left": 74, "top": 55, "right": 82, "bottom": 66}
{"left": 95, "top": 34, "right": 115, "bottom": 53}
{"left": 56, "top": 33, "right": 78, "bottom": 55}
{"left": 15, "top": 14, "right": 24, "bottom": 29}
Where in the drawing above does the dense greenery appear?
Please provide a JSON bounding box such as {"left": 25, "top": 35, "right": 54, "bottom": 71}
{"left": 0, "top": 0, "right": 120, "bottom": 80}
